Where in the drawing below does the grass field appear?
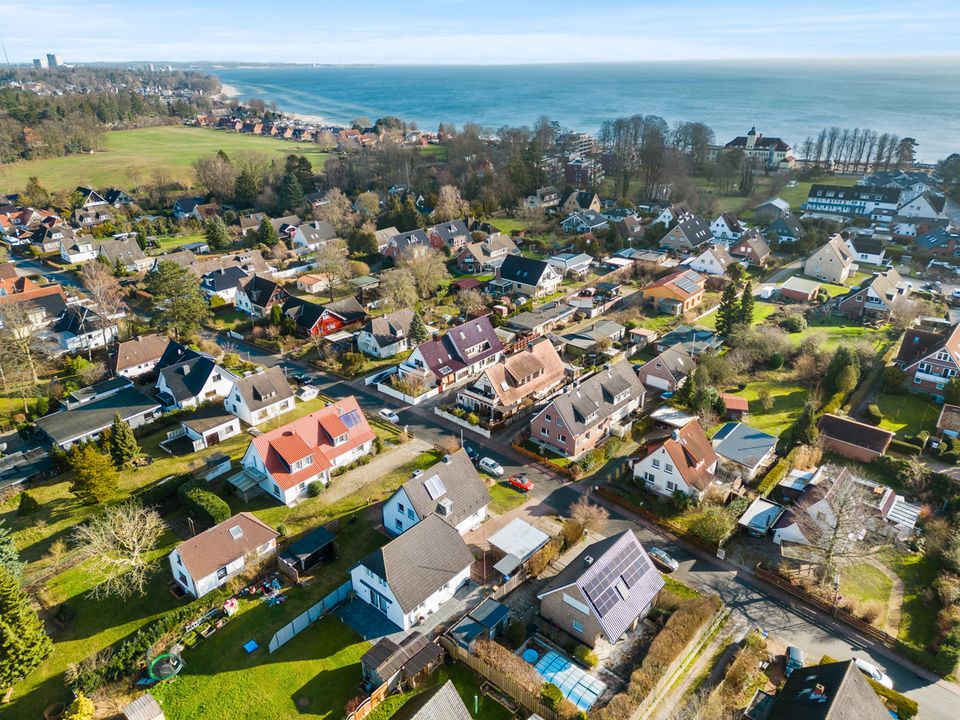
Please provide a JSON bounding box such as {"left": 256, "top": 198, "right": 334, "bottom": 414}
{"left": 839, "top": 562, "right": 892, "bottom": 627}
{"left": 737, "top": 372, "right": 809, "bottom": 436}
{"left": 488, "top": 480, "right": 532, "bottom": 515}
{"left": 698, "top": 300, "right": 778, "bottom": 330}
{"left": 0, "top": 126, "right": 329, "bottom": 193}
{"left": 882, "top": 550, "right": 941, "bottom": 650}
{"left": 873, "top": 391, "right": 941, "bottom": 438}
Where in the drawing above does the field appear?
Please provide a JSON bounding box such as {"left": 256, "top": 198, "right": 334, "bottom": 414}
{"left": 697, "top": 299, "right": 778, "bottom": 330}
{"left": 736, "top": 372, "right": 809, "bottom": 436}
{"left": 0, "top": 126, "right": 329, "bottom": 193}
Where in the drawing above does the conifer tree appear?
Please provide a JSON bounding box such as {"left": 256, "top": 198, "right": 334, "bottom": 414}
{"left": 69, "top": 444, "right": 119, "bottom": 505}
{"left": 792, "top": 402, "right": 819, "bottom": 446}
{"left": 738, "top": 280, "right": 754, "bottom": 326}
{"left": 279, "top": 171, "right": 305, "bottom": 213}
{"left": 257, "top": 217, "right": 279, "bottom": 246}
{"left": 203, "top": 215, "right": 230, "bottom": 251}
{"left": 0, "top": 565, "right": 52, "bottom": 692}
{"left": 0, "top": 521, "right": 24, "bottom": 580}
{"left": 108, "top": 413, "right": 140, "bottom": 469}
{"left": 715, "top": 283, "right": 739, "bottom": 336}
{"left": 409, "top": 312, "right": 429, "bottom": 344}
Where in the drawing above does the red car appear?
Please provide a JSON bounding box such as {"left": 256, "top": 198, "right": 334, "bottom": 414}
{"left": 508, "top": 473, "right": 534, "bottom": 492}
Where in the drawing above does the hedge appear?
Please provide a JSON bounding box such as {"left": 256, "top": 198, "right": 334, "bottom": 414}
{"left": 757, "top": 448, "right": 798, "bottom": 497}
{"left": 133, "top": 473, "right": 194, "bottom": 513}
{"left": 889, "top": 439, "right": 922, "bottom": 456}
{"left": 178, "top": 479, "right": 231, "bottom": 527}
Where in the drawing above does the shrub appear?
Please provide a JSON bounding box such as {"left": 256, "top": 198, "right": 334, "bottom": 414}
{"left": 541, "top": 683, "right": 564, "bottom": 710}
{"left": 757, "top": 452, "right": 795, "bottom": 496}
{"left": 574, "top": 645, "right": 598, "bottom": 668}
{"left": 179, "top": 480, "right": 231, "bottom": 527}
{"left": 689, "top": 507, "right": 736, "bottom": 547}
{"left": 308, "top": 481, "right": 325, "bottom": 497}
{"left": 504, "top": 621, "right": 526, "bottom": 649}
{"left": 890, "top": 439, "right": 922, "bottom": 456}
{"left": 452, "top": 406, "right": 466, "bottom": 418}
{"left": 466, "top": 412, "right": 480, "bottom": 426}
{"left": 864, "top": 404, "right": 883, "bottom": 424}
{"left": 884, "top": 365, "right": 907, "bottom": 389}
{"left": 17, "top": 491, "right": 40, "bottom": 516}
{"left": 767, "top": 352, "right": 784, "bottom": 370}
{"left": 672, "top": 489, "right": 692, "bottom": 512}
{"left": 133, "top": 472, "right": 193, "bottom": 513}
{"left": 276, "top": 523, "right": 288, "bottom": 537}
{"left": 373, "top": 437, "right": 384, "bottom": 454}
{"left": 780, "top": 314, "right": 807, "bottom": 333}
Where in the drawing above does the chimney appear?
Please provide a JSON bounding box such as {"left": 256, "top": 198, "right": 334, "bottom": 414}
{"left": 584, "top": 556, "right": 594, "bottom": 567}
{"left": 443, "top": 454, "right": 451, "bottom": 464}
{"left": 671, "top": 429, "right": 680, "bottom": 441}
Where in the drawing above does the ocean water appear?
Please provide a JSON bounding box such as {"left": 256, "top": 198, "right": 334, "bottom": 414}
{"left": 214, "top": 59, "right": 960, "bottom": 162}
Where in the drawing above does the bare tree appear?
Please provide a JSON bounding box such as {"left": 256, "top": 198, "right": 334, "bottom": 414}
{"left": 888, "top": 296, "right": 924, "bottom": 333}
{"left": 315, "top": 188, "right": 355, "bottom": 233}
{"left": 454, "top": 288, "right": 486, "bottom": 317}
{"left": 71, "top": 502, "right": 164, "bottom": 599}
{"left": 193, "top": 154, "right": 237, "bottom": 202}
{"left": 432, "top": 185, "right": 469, "bottom": 222}
{"left": 378, "top": 267, "right": 419, "bottom": 309}
{"left": 313, "top": 240, "right": 352, "bottom": 301}
{"left": 0, "top": 301, "right": 45, "bottom": 387}
{"left": 81, "top": 261, "right": 126, "bottom": 347}
{"left": 398, "top": 246, "right": 451, "bottom": 299}
{"left": 570, "top": 496, "right": 609, "bottom": 534}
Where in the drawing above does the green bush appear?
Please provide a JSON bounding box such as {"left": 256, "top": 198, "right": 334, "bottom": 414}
{"left": 767, "top": 352, "right": 784, "bottom": 370}
{"left": 541, "top": 683, "right": 564, "bottom": 710}
{"left": 308, "top": 481, "right": 325, "bottom": 497}
{"left": 574, "top": 644, "right": 598, "bottom": 668}
{"left": 757, "top": 449, "right": 797, "bottom": 497}
{"left": 883, "top": 365, "right": 907, "bottom": 390}
{"left": 452, "top": 407, "right": 466, "bottom": 418}
{"left": 134, "top": 472, "right": 193, "bottom": 513}
{"left": 179, "top": 481, "right": 231, "bottom": 528}
{"left": 504, "top": 622, "right": 526, "bottom": 650}
{"left": 276, "top": 523, "right": 288, "bottom": 537}
{"left": 780, "top": 314, "right": 807, "bottom": 333}
{"left": 17, "top": 491, "right": 40, "bottom": 516}
{"left": 689, "top": 507, "right": 736, "bottom": 547}
{"left": 889, "top": 439, "right": 922, "bottom": 456}
{"left": 466, "top": 412, "right": 480, "bottom": 426}
{"left": 864, "top": 404, "right": 883, "bottom": 424}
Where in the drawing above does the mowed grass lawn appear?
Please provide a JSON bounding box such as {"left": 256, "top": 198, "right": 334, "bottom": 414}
{"left": 793, "top": 315, "right": 892, "bottom": 353}
{"left": 873, "top": 391, "right": 941, "bottom": 438}
{"left": 0, "top": 126, "right": 329, "bottom": 192}
{"left": 839, "top": 562, "right": 892, "bottom": 627}
{"left": 737, "top": 372, "right": 808, "bottom": 436}
{"left": 698, "top": 300, "right": 778, "bottom": 330}
{"left": 882, "top": 550, "right": 941, "bottom": 650}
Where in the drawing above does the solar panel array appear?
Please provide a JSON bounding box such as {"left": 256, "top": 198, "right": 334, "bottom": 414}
{"left": 673, "top": 272, "right": 703, "bottom": 294}
{"left": 423, "top": 474, "right": 447, "bottom": 500}
{"left": 582, "top": 543, "right": 652, "bottom": 618}
{"left": 340, "top": 409, "right": 363, "bottom": 428}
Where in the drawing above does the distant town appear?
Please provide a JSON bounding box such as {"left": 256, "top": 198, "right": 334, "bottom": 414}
{"left": 1, "top": 59, "right": 960, "bottom": 720}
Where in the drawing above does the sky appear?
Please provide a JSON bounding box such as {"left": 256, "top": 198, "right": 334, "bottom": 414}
{"left": 2, "top": 0, "right": 960, "bottom": 65}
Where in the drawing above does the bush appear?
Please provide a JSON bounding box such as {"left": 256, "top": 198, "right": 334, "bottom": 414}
{"left": 17, "top": 491, "right": 40, "bottom": 516}
{"left": 452, "top": 406, "right": 466, "bottom": 418}
{"left": 890, "top": 439, "right": 922, "bottom": 456}
{"left": 574, "top": 645, "right": 598, "bottom": 668}
{"left": 689, "top": 507, "right": 736, "bottom": 547}
{"left": 466, "top": 412, "right": 480, "bottom": 426}
{"left": 504, "top": 621, "right": 526, "bottom": 650}
{"left": 541, "top": 683, "right": 564, "bottom": 710}
{"left": 308, "top": 481, "right": 325, "bottom": 497}
{"left": 780, "top": 314, "right": 808, "bottom": 333}
{"left": 864, "top": 403, "right": 883, "bottom": 424}
{"left": 884, "top": 365, "right": 907, "bottom": 389}
{"left": 757, "top": 453, "right": 794, "bottom": 496}
{"left": 179, "top": 479, "right": 231, "bottom": 527}
{"left": 672, "top": 489, "right": 692, "bottom": 512}
{"left": 767, "top": 352, "right": 784, "bottom": 370}
{"left": 133, "top": 472, "right": 194, "bottom": 513}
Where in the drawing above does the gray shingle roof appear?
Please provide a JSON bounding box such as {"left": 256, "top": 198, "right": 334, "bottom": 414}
{"left": 711, "top": 422, "right": 777, "bottom": 469}
{"left": 358, "top": 514, "right": 473, "bottom": 614}
{"left": 391, "top": 680, "right": 471, "bottom": 720}
{"left": 363, "top": 308, "right": 415, "bottom": 347}
{"left": 767, "top": 660, "right": 890, "bottom": 720}
{"left": 497, "top": 254, "right": 551, "bottom": 287}
{"left": 158, "top": 356, "right": 227, "bottom": 403}
{"left": 396, "top": 449, "right": 490, "bottom": 529}
{"left": 232, "top": 366, "right": 293, "bottom": 412}
{"left": 36, "top": 386, "right": 160, "bottom": 445}
{"left": 542, "top": 361, "right": 644, "bottom": 436}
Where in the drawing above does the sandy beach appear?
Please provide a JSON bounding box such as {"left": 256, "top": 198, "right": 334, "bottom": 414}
{"left": 218, "top": 82, "right": 240, "bottom": 99}
{"left": 216, "top": 81, "right": 328, "bottom": 125}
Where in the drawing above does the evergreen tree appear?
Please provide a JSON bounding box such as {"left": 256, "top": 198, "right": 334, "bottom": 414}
{"left": 285, "top": 155, "right": 315, "bottom": 191}
{"left": 0, "top": 521, "right": 24, "bottom": 580}
{"left": 279, "top": 171, "right": 305, "bottom": 213}
{"left": 203, "top": 215, "right": 230, "bottom": 251}
{"left": 604, "top": 224, "right": 622, "bottom": 252}
{"left": 725, "top": 262, "right": 745, "bottom": 284}
{"left": 738, "top": 280, "right": 754, "bottom": 326}
{"left": 146, "top": 260, "right": 211, "bottom": 339}
{"left": 69, "top": 444, "right": 120, "bottom": 505}
{"left": 792, "top": 402, "right": 819, "bottom": 446}
{"left": 825, "top": 345, "right": 857, "bottom": 394}
{"left": 256, "top": 217, "right": 280, "bottom": 246}
{"left": 715, "top": 283, "right": 739, "bottom": 336}
{"left": 234, "top": 168, "right": 261, "bottom": 209}
{"left": 108, "top": 413, "right": 140, "bottom": 468}
{"left": 0, "top": 565, "right": 52, "bottom": 692}
{"left": 399, "top": 196, "right": 421, "bottom": 232}
{"left": 409, "top": 312, "right": 430, "bottom": 343}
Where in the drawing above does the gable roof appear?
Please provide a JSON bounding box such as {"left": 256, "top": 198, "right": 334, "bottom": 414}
{"left": 641, "top": 346, "right": 694, "bottom": 382}
{"left": 477, "top": 338, "right": 565, "bottom": 407}
{"left": 643, "top": 420, "right": 718, "bottom": 491}
{"left": 731, "top": 233, "right": 771, "bottom": 260}
{"left": 35, "top": 385, "right": 160, "bottom": 445}
{"left": 175, "top": 512, "right": 278, "bottom": 580}
{"left": 711, "top": 422, "right": 777, "bottom": 469}
{"left": 250, "top": 396, "right": 374, "bottom": 491}
{"left": 896, "top": 323, "right": 958, "bottom": 367}
{"left": 818, "top": 414, "right": 894, "bottom": 454}
{"left": 767, "top": 214, "right": 805, "bottom": 237}
{"left": 53, "top": 304, "right": 104, "bottom": 335}
{"left": 363, "top": 308, "right": 416, "bottom": 348}
{"left": 158, "top": 356, "right": 228, "bottom": 403}
{"left": 362, "top": 632, "right": 443, "bottom": 683}
{"left": 200, "top": 265, "right": 249, "bottom": 293}
{"left": 232, "top": 366, "right": 293, "bottom": 411}
{"left": 414, "top": 315, "right": 503, "bottom": 379}
{"left": 98, "top": 237, "right": 146, "bottom": 266}
{"left": 240, "top": 274, "right": 286, "bottom": 308}
{"left": 358, "top": 514, "right": 474, "bottom": 614}
{"left": 767, "top": 660, "right": 890, "bottom": 720}
{"left": 323, "top": 296, "right": 366, "bottom": 323}
{"left": 539, "top": 361, "right": 644, "bottom": 437}
{"left": 497, "top": 254, "right": 553, "bottom": 287}
{"left": 155, "top": 340, "right": 204, "bottom": 371}
{"left": 674, "top": 215, "right": 714, "bottom": 246}
{"left": 391, "top": 680, "right": 471, "bottom": 720}
{"left": 644, "top": 269, "right": 706, "bottom": 300}
{"left": 110, "top": 334, "right": 170, "bottom": 373}
{"left": 396, "top": 449, "right": 490, "bottom": 528}
{"left": 837, "top": 268, "right": 906, "bottom": 311}
{"left": 810, "top": 234, "right": 855, "bottom": 266}
{"left": 296, "top": 220, "right": 337, "bottom": 244}
{"left": 538, "top": 530, "right": 664, "bottom": 642}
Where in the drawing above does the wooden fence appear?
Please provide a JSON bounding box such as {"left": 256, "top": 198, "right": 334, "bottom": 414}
{"left": 437, "top": 636, "right": 558, "bottom": 720}
{"left": 510, "top": 440, "right": 578, "bottom": 480}
{"left": 345, "top": 681, "right": 389, "bottom": 720}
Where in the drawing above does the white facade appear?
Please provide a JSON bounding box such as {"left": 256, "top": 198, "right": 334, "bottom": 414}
{"left": 183, "top": 416, "right": 242, "bottom": 451}
{"left": 632, "top": 446, "right": 717, "bottom": 500}
{"left": 155, "top": 365, "right": 237, "bottom": 410}
{"left": 898, "top": 193, "right": 946, "bottom": 220}
{"left": 58, "top": 323, "right": 118, "bottom": 353}
{"left": 349, "top": 561, "right": 471, "bottom": 632}
{"left": 357, "top": 331, "right": 411, "bottom": 359}
{"left": 382, "top": 486, "right": 487, "bottom": 537}
{"left": 169, "top": 538, "right": 276, "bottom": 598}
{"left": 844, "top": 238, "right": 886, "bottom": 266}
{"left": 59, "top": 238, "right": 98, "bottom": 264}
{"left": 687, "top": 248, "right": 731, "bottom": 276}
{"left": 225, "top": 383, "right": 295, "bottom": 426}
{"left": 710, "top": 216, "right": 743, "bottom": 241}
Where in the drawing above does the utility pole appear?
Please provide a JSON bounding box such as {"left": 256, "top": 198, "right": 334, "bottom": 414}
{"left": 0, "top": 40, "right": 10, "bottom": 67}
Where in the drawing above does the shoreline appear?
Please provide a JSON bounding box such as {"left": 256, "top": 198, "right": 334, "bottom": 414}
{"left": 216, "top": 81, "right": 329, "bottom": 126}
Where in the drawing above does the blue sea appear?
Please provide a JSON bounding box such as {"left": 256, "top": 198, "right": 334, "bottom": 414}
{"left": 213, "top": 59, "right": 960, "bottom": 162}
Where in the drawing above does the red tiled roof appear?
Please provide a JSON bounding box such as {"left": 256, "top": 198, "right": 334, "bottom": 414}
{"left": 720, "top": 393, "right": 749, "bottom": 412}
{"left": 319, "top": 414, "right": 348, "bottom": 439}
{"left": 270, "top": 432, "right": 314, "bottom": 465}
{"left": 645, "top": 421, "right": 718, "bottom": 492}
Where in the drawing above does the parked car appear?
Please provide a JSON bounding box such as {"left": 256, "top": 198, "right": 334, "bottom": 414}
{"left": 378, "top": 408, "right": 400, "bottom": 424}
{"left": 508, "top": 473, "right": 534, "bottom": 492}
{"left": 463, "top": 445, "right": 479, "bottom": 462}
{"left": 647, "top": 547, "right": 679, "bottom": 572}
{"left": 479, "top": 457, "right": 504, "bottom": 477}
{"left": 854, "top": 658, "right": 893, "bottom": 689}
{"left": 785, "top": 646, "right": 805, "bottom": 677}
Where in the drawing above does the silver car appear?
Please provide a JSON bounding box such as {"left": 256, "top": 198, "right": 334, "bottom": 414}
{"left": 648, "top": 547, "right": 679, "bottom": 572}
{"left": 478, "top": 457, "right": 504, "bottom": 477}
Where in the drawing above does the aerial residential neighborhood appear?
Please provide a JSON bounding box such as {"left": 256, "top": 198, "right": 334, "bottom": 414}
{"left": 0, "top": 19, "right": 959, "bottom": 720}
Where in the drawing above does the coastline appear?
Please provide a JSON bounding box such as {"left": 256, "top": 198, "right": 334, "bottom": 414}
{"left": 216, "top": 80, "right": 329, "bottom": 126}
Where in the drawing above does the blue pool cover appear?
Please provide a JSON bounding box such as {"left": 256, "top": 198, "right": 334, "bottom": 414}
{"left": 532, "top": 650, "right": 607, "bottom": 710}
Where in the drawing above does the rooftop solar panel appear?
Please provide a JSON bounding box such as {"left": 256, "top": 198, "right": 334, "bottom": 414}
{"left": 423, "top": 474, "right": 447, "bottom": 500}
{"left": 340, "top": 409, "right": 362, "bottom": 428}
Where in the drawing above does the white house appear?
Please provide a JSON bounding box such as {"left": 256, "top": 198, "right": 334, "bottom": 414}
{"left": 176, "top": 406, "right": 243, "bottom": 451}
{"left": 382, "top": 450, "right": 490, "bottom": 537}
{"left": 293, "top": 220, "right": 338, "bottom": 251}
{"left": 710, "top": 213, "right": 745, "bottom": 242}
{"left": 155, "top": 355, "right": 238, "bottom": 410}
{"left": 654, "top": 204, "right": 691, "bottom": 228}
{"left": 225, "top": 366, "right": 295, "bottom": 426}
{"left": 59, "top": 235, "right": 98, "bottom": 264}
{"left": 897, "top": 191, "right": 947, "bottom": 221}
{"left": 109, "top": 334, "right": 170, "bottom": 378}
{"left": 169, "top": 513, "right": 278, "bottom": 597}
{"left": 547, "top": 253, "right": 593, "bottom": 277}
{"left": 357, "top": 308, "right": 417, "bottom": 359}
{"left": 52, "top": 305, "right": 118, "bottom": 353}
{"left": 844, "top": 235, "right": 886, "bottom": 266}
{"left": 630, "top": 421, "right": 719, "bottom": 500}
{"left": 235, "top": 396, "right": 375, "bottom": 505}
{"left": 349, "top": 514, "right": 474, "bottom": 632}
{"left": 686, "top": 245, "right": 736, "bottom": 276}
{"left": 561, "top": 211, "right": 608, "bottom": 235}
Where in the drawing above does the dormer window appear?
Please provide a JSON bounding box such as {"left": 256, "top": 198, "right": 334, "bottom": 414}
{"left": 333, "top": 433, "right": 348, "bottom": 446}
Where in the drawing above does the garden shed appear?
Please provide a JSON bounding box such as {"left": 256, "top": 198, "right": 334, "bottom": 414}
{"left": 122, "top": 693, "right": 164, "bottom": 720}
{"left": 278, "top": 526, "right": 336, "bottom": 583}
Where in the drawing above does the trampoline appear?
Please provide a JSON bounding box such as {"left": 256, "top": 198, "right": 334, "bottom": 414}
{"left": 147, "top": 652, "right": 184, "bottom": 682}
{"left": 533, "top": 650, "right": 606, "bottom": 711}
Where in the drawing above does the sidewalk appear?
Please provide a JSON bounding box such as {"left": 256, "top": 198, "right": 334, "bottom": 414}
{"left": 314, "top": 437, "right": 433, "bottom": 506}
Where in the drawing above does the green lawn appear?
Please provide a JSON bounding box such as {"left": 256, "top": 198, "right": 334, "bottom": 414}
{"left": 795, "top": 315, "right": 892, "bottom": 353}
{"left": 882, "top": 550, "right": 941, "bottom": 650}
{"left": 148, "top": 233, "right": 206, "bottom": 255}
{"left": 484, "top": 217, "right": 532, "bottom": 234}
{"left": 839, "top": 562, "right": 892, "bottom": 626}
{"left": 0, "top": 126, "right": 329, "bottom": 192}
{"left": 737, "top": 372, "right": 809, "bottom": 436}
{"left": 873, "top": 391, "right": 940, "bottom": 438}
{"left": 698, "top": 300, "right": 778, "bottom": 330}
{"left": 487, "top": 481, "right": 531, "bottom": 515}
{"left": 775, "top": 174, "right": 857, "bottom": 209}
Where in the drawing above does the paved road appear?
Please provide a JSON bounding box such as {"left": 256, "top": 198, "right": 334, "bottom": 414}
{"left": 12, "top": 257, "right": 85, "bottom": 290}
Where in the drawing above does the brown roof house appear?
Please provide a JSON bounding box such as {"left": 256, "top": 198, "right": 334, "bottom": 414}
{"left": 635, "top": 346, "right": 694, "bottom": 394}
{"left": 537, "top": 530, "right": 664, "bottom": 648}
{"left": 109, "top": 334, "right": 170, "bottom": 379}
{"left": 168, "top": 513, "right": 278, "bottom": 597}
{"left": 630, "top": 420, "right": 720, "bottom": 500}
{"left": 730, "top": 231, "right": 772, "bottom": 267}
{"left": 817, "top": 414, "right": 894, "bottom": 462}
{"left": 937, "top": 404, "right": 960, "bottom": 438}
{"left": 529, "top": 361, "right": 644, "bottom": 460}
{"left": 803, "top": 235, "right": 856, "bottom": 284}
{"left": 895, "top": 322, "right": 960, "bottom": 402}
{"left": 456, "top": 338, "right": 566, "bottom": 423}
{"left": 361, "top": 632, "right": 444, "bottom": 691}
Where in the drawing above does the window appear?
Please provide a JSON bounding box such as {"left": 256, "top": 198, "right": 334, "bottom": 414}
{"left": 398, "top": 503, "right": 405, "bottom": 513}
{"left": 665, "top": 464, "right": 673, "bottom": 474}
{"left": 652, "top": 459, "right": 660, "bottom": 469}
{"left": 557, "top": 433, "right": 566, "bottom": 442}
{"left": 395, "top": 518, "right": 403, "bottom": 531}
{"left": 216, "top": 566, "right": 227, "bottom": 581}
{"left": 643, "top": 472, "right": 654, "bottom": 484}
{"left": 545, "top": 413, "right": 552, "bottom": 423}
{"left": 541, "top": 427, "right": 549, "bottom": 437}
{"left": 572, "top": 619, "right": 584, "bottom": 633}
{"left": 407, "top": 508, "right": 415, "bottom": 520}
{"left": 914, "top": 376, "right": 922, "bottom": 384}
{"left": 667, "top": 481, "right": 677, "bottom": 492}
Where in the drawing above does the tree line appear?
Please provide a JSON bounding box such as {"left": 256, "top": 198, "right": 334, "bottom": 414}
{"left": 797, "top": 126, "right": 917, "bottom": 174}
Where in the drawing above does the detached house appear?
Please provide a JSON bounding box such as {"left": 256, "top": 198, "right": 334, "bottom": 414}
{"left": 635, "top": 346, "right": 694, "bottom": 393}
{"left": 357, "top": 308, "right": 419, "bottom": 359}
{"left": 429, "top": 220, "right": 471, "bottom": 252}
{"left": 235, "top": 275, "right": 289, "bottom": 317}
{"left": 109, "top": 334, "right": 170, "bottom": 378}
{"left": 686, "top": 244, "right": 736, "bottom": 276}
{"left": 896, "top": 322, "right": 960, "bottom": 401}
{"left": 225, "top": 366, "right": 295, "bottom": 426}
{"left": 457, "top": 338, "right": 566, "bottom": 423}
{"left": 764, "top": 214, "right": 806, "bottom": 243}
{"left": 154, "top": 344, "right": 238, "bottom": 410}
{"left": 292, "top": 220, "right": 337, "bottom": 252}
{"left": 641, "top": 269, "right": 706, "bottom": 315}
{"left": 710, "top": 213, "right": 745, "bottom": 242}
{"left": 169, "top": 513, "right": 278, "bottom": 598}
{"left": 711, "top": 422, "right": 777, "bottom": 481}
{"left": 818, "top": 414, "right": 894, "bottom": 463}
{"left": 524, "top": 186, "right": 561, "bottom": 211}
{"left": 236, "top": 396, "right": 375, "bottom": 505}
{"left": 630, "top": 420, "right": 719, "bottom": 500}
{"left": 804, "top": 235, "right": 856, "bottom": 284}
{"left": 400, "top": 315, "right": 503, "bottom": 390}
{"left": 729, "top": 232, "right": 771, "bottom": 267}
{"left": 560, "top": 190, "right": 601, "bottom": 215}
{"left": 529, "top": 361, "right": 644, "bottom": 459}
{"left": 537, "top": 530, "right": 664, "bottom": 648}
{"left": 281, "top": 296, "right": 366, "bottom": 337}
{"left": 494, "top": 255, "right": 562, "bottom": 298}
{"left": 349, "top": 514, "right": 474, "bottom": 632}
{"left": 835, "top": 268, "right": 910, "bottom": 320}
{"left": 59, "top": 234, "right": 98, "bottom": 264}
{"left": 52, "top": 305, "right": 118, "bottom": 353}
{"left": 561, "top": 210, "right": 608, "bottom": 235}
{"left": 754, "top": 197, "right": 790, "bottom": 225}
{"left": 455, "top": 234, "right": 518, "bottom": 273}
{"left": 382, "top": 449, "right": 490, "bottom": 536}
{"left": 98, "top": 237, "right": 152, "bottom": 273}
{"left": 659, "top": 215, "right": 713, "bottom": 253}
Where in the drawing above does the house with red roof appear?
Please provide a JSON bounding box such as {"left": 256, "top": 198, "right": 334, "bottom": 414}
{"left": 629, "top": 421, "right": 719, "bottom": 501}
{"left": 895, "top": 322, "right": 960, "bottom": 402}
{"left": 235, "top": 396, "right": 375, "bottom": 505}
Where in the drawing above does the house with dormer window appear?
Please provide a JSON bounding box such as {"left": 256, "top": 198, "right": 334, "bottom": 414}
{"left": 225, "top": 366, "right": 295, "bottom": 426}
{"left": 399, "top": 315, "right": 503, "bottom": 390}
{"left": 529, "top": 361, "right": 644, "bottom": 459}
{"left": 629, "top": 420, "right": 719, "bottom": 501}
{"left": 154, "top": 342, "right": 238, "bottom": 410}
{"left": 495, "top": 255, "right": 562, "bottom": 298}
{"left": 895, "top": 322, "right": 960, "bottom": 402}
{"left": 235, "top": 396, "right": 375, "bottom": 505}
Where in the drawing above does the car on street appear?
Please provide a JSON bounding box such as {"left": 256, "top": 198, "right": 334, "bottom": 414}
{"left": 507, "top": 473, "right": 534, "bottom": 492}
{"left": 785, "top": 646, "right": 805, "bottom": 677}
{"left": 378, "top": 408, "right": 400, "bottom": 424}
{"left": 479, "top": 457, "right": 504, "bottom": 477}
{"left": 647, "top": 547, "right": 679, "bottom": 572}
{"left": 463, "top": 445, "right": 479, "bottom": 462}
{"left": 854, "top": 658, "right": 893, "bottom": 689}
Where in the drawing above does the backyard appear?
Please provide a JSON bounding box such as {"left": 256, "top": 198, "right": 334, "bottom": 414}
{"left": 872, "top": 391, "right": 941, "bottom": 439}
{"left": 736, "top": 371, "right": 809, "bottom": 436}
